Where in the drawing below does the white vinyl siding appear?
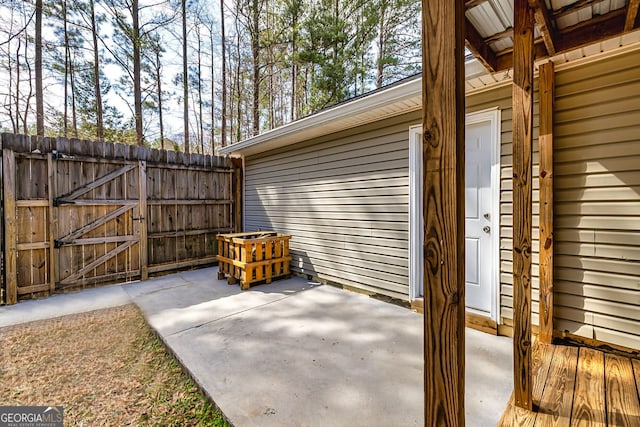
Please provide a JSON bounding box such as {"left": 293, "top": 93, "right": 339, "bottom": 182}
{"left": 553, "top": 48, "right": 640, "bottom": 350}
{"left": 244, "top": 113, "right": 420, "bottom": 300}
{"left": 466, "top": 85, "right": 541, "bottom": 328}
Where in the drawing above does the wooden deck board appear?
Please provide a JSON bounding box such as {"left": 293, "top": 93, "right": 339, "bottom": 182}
{"left": 633, "top": 359, "right": 640, "bottom": 402}
{"left": 500, "top": 343, "right": 640, "bottom": 426}
{"left": 605, "top": 354, "right": 640, "bottom": 426}
{"left": 534, "top": 345, "right": 578, "bottom": 427}
{"left": 571, "top": 347, "right": 606, "bottom": 426}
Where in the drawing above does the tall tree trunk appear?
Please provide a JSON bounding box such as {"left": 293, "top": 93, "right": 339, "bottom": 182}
{"left": 210, "top": 28, "right": 216, "bottom": 150}
{"left": 220, "top": 0, "right": 227, "bottom": 147}
{"left": 197, "top": 27, "right": 204, "bottom": 154}
{"left": 251, "top": 0, "right": 259, "bottom": 136}
{"left": 35, "top": 0, "right": 44, "bottom": 136}
{"left": 63, "top": 1, "right": 69, "bottom": 137}
{"left": 23, "top": 33, "right": 32, "bottom": 134}
{"left": 376, "top": 2, "right": 386, "bottom": 89}
{"left": 90, "top": 0, "right": 104, "bottom": 141}
{"left": 234, "top": 10, "right": 241, "bottom": 143}
{"left": 133, "top": 0, "right": 144, "bottom": 146}
{"left": 155, "top": 47, "right": 165, "bottom": 150}
{"left": 70, "top": 55, "right": 78, "bottom": 137}
{"left": 15, "top": 36, "right": 21, "bottom": 133}
{"left": 290, "top": 10, "right": 297, "bottom": 122}
{"left": 181, "top": 0, "right": 189, "bottom": 153}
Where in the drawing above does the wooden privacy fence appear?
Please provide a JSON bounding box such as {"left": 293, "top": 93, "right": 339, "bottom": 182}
{"left": 0, "top": 133, "right": 242, "bottom": 305}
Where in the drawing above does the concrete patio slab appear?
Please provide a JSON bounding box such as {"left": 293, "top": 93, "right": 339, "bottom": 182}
{"left": 129, "top": 269, "right": 514, "bottom": 427}
{"left": 0, "top": 268, "right": 514, "bottom": 426}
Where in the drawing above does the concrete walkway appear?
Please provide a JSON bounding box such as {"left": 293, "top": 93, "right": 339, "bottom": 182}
{"left": 0, "top": 268, "right": 513, "bottom": 426}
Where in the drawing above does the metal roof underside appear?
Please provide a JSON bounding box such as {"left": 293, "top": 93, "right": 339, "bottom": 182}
{"left": 464, "top": 0, "right": 638, "bottom": 71}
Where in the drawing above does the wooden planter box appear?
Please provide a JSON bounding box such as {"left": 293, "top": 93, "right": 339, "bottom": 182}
{"left": 216, "top": 231, "right": 292, "bottom": 290}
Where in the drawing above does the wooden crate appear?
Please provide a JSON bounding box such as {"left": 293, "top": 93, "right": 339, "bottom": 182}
{"left": 216, "top": 231, "right": 292, "bottom": 290}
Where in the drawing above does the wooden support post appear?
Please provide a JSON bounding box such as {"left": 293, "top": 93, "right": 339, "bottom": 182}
{"left": 421, "top": 0, "right": 466, "bottom": 424}
{"left": 512, "top": 0, "right": 535, "bottom": 410}
{"left": 3, "top": 149, "right": 17, "bottom": 304}
{"left": 231, "top": 158, "right": 243, "bottom": 233}
{"left": 539, "top": 62, "right": 555, "bottom": 344}
{"left": 138, "top": 161, "right": 148, "bottom": 280}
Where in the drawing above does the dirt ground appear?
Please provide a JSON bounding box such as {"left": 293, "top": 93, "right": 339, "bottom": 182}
{"left": 0, "top": 304, "right": 228, "bottom": 426}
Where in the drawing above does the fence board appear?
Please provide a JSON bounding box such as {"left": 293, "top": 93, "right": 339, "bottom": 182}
{"left": 3, "top": 149, "right": 17, "bottom": 304}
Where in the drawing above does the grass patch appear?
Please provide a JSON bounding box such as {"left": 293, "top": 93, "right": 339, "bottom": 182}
{"left": 0, "top": 304, "right": 230, "bottom": 426}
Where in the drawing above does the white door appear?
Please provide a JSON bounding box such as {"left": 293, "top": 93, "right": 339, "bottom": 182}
{"left": 409, "top": 109, "right": 498, "bottom": 319}
{"left": 465, "top": 120, "right": 494, "bottom": 315}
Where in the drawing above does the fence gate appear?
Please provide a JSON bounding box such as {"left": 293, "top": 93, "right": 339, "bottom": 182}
{"left": 53, "top": 158, "right": 147, "bottom": 289}
{"left": 1, "top": 133, "right": 237, "bottom": 304}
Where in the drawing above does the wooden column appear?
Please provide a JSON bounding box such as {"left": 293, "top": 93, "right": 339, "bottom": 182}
{"left": 3, "top": 149, "right": 17, "bottom": 304}
{"left": 421, "top": 0, "right": 466, "bottom": 424}
{"left": 512, "top": 0, "right": 535, "bottom": 410}
{"left": 538, "top": 62, "right": 555, "bottom": 344}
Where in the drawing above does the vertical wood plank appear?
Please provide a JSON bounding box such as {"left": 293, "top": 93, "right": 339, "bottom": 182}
{"left": 606, "top": 354, "right": 640, "bottom": 426}
{"left": 512, "top": 0, "right": 535, "bottom": 410}
{"left": 138, "top": 161, "right": 148, "bottom": 280}
{"left": 538, "top": 62, "right": 555, "bottom": 344}
{"left": 570, "top": 347, "right": 605, "bottom": 426}
{"left": 47, "top": 154, "right": 58, "bottom": 292}
{"left": 421, "top": 0, "right": 466, "bottom": 424}
{"left": 3, "top": 149, "right": 17, "bottom": 304}
{"left": 533, "top": 345, "right": 578, "bottom": 426}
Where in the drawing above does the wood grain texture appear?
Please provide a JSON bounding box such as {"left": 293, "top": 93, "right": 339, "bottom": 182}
{"left": 605, "top": 354, "right": 640, "bottom": 426}
{"left": 499, "top": 394, "right": 537, "bottom": 427}
{"left": 421, "top": 0, "right": 466, "bottom": 424}
{"left": 465, "top": 17, "right": 497, "bottom": 72}
{"left": 624, "top": 0, "right": 639, "bottom": 31}
{"left": 534, "top": 345, "right": 578, "bottom": 426}
{"left": 571, "top": 347, "right": 606, "bottom": 426}
{"left": 512, "top": 0, "right": 535, "bottom": 410}
{"left": 538, "top": 62, "right": 554, "bottom": 344}
{"left": 531, "top": 0, "right": 556, "bottom": 55}
{"left": 3, "top": 149, "right": 17, "bottom": 304}
{"left": 532, "top": 341, "right": 554, "bottom": 406}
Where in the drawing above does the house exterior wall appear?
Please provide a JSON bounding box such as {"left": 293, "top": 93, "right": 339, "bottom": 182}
{"left": 242, "top": 46, "right": 639, "bottom": 349}
{"left": 244, "top": 112, "right": 420, "bottom": 300}
{"left": 553, "top": 48, "right": 640, "bottom": 350}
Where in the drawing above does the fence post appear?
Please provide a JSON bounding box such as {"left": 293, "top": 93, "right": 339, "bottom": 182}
{"left": 232, "top": 158, "right": 243, "bottom": 233}
{"left": 138, "top": 161, "right": 148, "bottom": 280}
{"left": 47, "top": 153, "right": 58, "bottom": 293}
{"left": 3, "top": 148, "right": 17, "bottom": 304}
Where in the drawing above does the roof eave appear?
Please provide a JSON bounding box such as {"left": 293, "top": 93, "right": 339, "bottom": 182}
{"left": 218, "top": 77, "right": 422, "bottom": 157}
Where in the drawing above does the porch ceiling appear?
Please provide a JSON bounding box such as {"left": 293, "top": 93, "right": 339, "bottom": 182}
{"left": 465, "top": 0, "right": 640, "bottom": 71}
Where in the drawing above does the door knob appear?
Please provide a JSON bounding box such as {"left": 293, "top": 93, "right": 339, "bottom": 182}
{"left": 483, "top": 226, "right": 491, "bottom": 234}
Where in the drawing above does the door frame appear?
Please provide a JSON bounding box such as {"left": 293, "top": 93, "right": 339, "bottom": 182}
{"left": 409, "top": 107, "right": 501, "bottom": 322}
